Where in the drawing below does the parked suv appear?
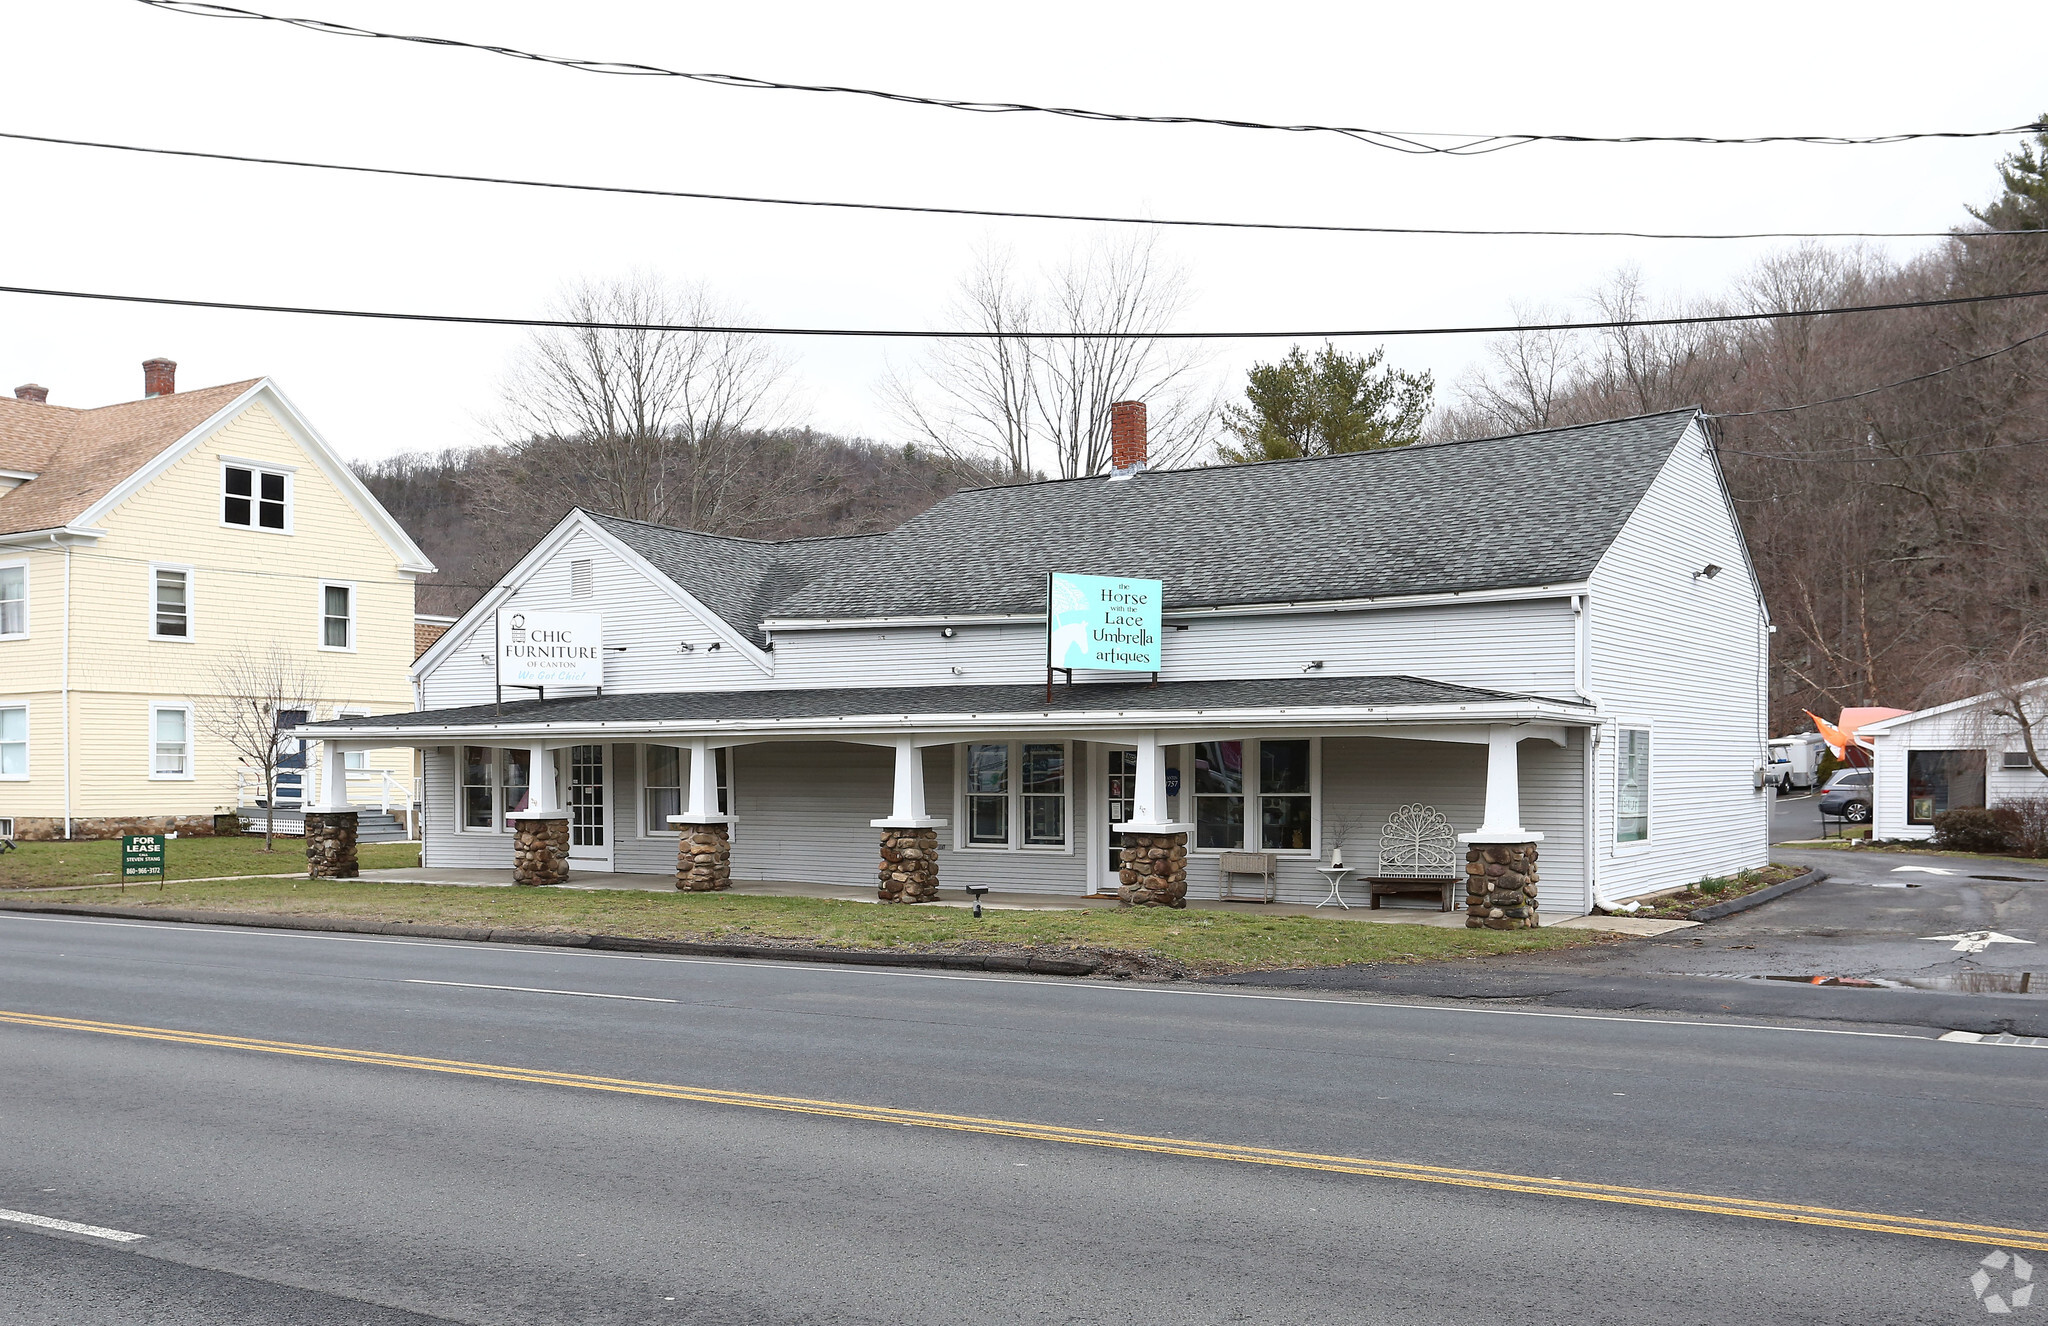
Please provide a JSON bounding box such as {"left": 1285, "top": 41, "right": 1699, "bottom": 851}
{"left": 1818, "top": 769, "right": 1874, "bottom": 823}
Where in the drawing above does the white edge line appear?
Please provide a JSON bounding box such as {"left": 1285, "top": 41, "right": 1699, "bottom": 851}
{"left": 0, "top": 912, "right": 1945, "bottom": 1042}
{"left": 0, "top": 1207, "right": 148, "bottom": 1242}
{"left": 406, "top": 979, "right": 676, "bottom": 1003}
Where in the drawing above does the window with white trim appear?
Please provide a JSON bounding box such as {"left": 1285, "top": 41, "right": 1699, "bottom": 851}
{"left": 0, "top": 704, "right": 26, "bottom": 778}
{"left": 320, "top": 583, "right": 355, "bottom": 650}
{"left": 151, "top": 703, "right": 192, "bottom": 779}
{"left": 152, "top": 566, "right": 191, "bottom": 639}
{"left": 461, "top": 746, "right": 495, "bottom": 830}
{"left": 1617, "top": 728, "right": 1651, "bottom": 843}
{"left": 643, "top": 744, "right": 728, "bottom": 832}
{"left": 223, "top": 464, "right": 289, "bottom": 530}
{"left": 458, "top": 747, "right": 540, "bottom": 832}
{"left": 1191, "top": 738, "right": 1316, "bottom": 852}
{"left": 0, "top": 563, "right": 25, "bottom": 638}
{"left": 501, "top": 748, "right": 531, "bottom": 831}
{"left": 959, "top": 741, "right": 1068, "bottom": 849}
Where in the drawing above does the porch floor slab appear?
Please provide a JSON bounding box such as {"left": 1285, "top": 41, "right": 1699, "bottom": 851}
{"left": 356, "top": 867, "right": 1521, "bottom": 926}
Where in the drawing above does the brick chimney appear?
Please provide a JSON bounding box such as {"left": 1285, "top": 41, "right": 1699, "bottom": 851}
{"left": 1109, "top": 399, "right": 1147, "bottom": 478}
{"left": 13, "top": 384, "right": 48, "bottom": 404}
{"left": 142, "top": 358, "right": 176, "bottom": 398}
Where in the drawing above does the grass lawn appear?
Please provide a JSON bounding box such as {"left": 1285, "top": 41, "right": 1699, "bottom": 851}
{"left": 0, "top": 837, "right": 421, "bottom": 889}
{"left": 2, "top": 875, "right": 1612, "bottom": 975}
{"left": 1780, "top": 838, "right": 2047, "bottom": 867}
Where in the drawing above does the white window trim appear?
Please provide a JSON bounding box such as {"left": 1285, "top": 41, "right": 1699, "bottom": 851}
{"left": 148, "top": 700, "right": 195, "bottom": 782}
{"left": 219, "top": 459, "right": 295, "bottom": 535}
{"left": 148, "top": 561, "right": 196, "bottom": 642}
{"left": 1186, "top": 736, "right": 1321, "bottom": 858}
{"left": 318, "top": 580, "right": 358, "bottom": 652}
{"left": 0, "top": 698, "right": 28, "bottom": 781}
{"left": 0, "top": 559, "right": 28, "bottom": 640}
{"left": 1613, "top": 722, "right": 1654, "bottom": 853}
{"left": 456, "top": 745, "right": 538, "bottom": 835}
{"left": 952, "top": 740, "right": 1074, "bottom": 853}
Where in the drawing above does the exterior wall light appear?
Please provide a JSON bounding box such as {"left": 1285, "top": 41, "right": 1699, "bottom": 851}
{"left": 677, "top": 642, "right": 695, "bottom": 653}
{"left": 707, "top": 642, "right": 721, "bottom": 651}
{"left": 1303, "top": 660, "right": 1325, "bottom": 672}
{"left": 940, "top": 627, "right": 957, "bottom": 638}
{"left": 1693, "top": 564, "right": 1722, "bottom": 581}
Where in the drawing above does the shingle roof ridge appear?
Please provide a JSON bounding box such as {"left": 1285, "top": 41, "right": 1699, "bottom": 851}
{"left": 943, "top": 405, "right": 1703, "bottom": 497}
{"left": 71, "top": 377, "right": 265, "bottom": 417}
{"left": 583, "top": 509, "right": 885, "bottom": 547}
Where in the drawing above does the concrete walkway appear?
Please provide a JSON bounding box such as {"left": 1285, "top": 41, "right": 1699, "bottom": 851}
{"left": 352, "top": 866, "right": 1632, "bottom": 930}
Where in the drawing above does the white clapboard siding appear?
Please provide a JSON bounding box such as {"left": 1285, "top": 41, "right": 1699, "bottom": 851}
{"left": 767, "top": 598, "right": 1581, "bottom": 697}
{"left": 1587, "top": 420, "right": 1771, "bottom": 900}
{"left": 419, "top": 746, "right": 513, "bottom": 870}
{"left": 417, "top": 526, "right": 769, "bottom": 709}
{"left": 1869, "top": 710, "right": 2048, "bottom": 840}
{"left": 727, "top": 741, "right": 895, "bottom": 887}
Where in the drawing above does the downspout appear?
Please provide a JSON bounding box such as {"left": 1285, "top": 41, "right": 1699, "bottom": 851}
{"left": 1574, "top": 593, "right": 1601, "bottom": 913}
{"left": 61, "top": 540, "right": 72, "bottom": 839}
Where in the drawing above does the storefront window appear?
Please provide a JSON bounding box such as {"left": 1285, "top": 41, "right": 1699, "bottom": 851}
{"left": 1907, "top": 750, "right": 1985, "bottom": 825}
{"left": 501, "top": 748, "right": 531, "bottom": 831}
{"left": 1617, "top": 729, "right": 1650, "bottom": 843}
{"left": 1193, "top": 740, "right": 1245, "bottom": 849}
{"left": 1259, "top": 739, "right": 1312, "bottom": 850}
{"left": 461, "top": 746, "right": 493, "bottom": 830}
{"left": 1022, "top": 743, "right": 1066, "bottom": 845}
{"left": 966, "top": 743, "right": 1009, "bottom": 845}
{"left": 645, "top": 744, "right": 683, "bottom": 828}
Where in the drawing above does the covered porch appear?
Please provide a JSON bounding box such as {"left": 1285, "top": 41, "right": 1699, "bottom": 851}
{"left": 298, "top": 675, "right": 1597, "bottom": 923}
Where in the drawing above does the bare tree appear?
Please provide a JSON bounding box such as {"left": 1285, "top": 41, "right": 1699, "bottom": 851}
{"left": 885, "top": 233, "right": 1215, "bottom": 478}
{"left": 488, "top": 274, "right": 804, "bottom": 531}
{"left": 1933, "top": 629, "right": 2048, "bottom": 779}
{"left": 1438, "top": 302, "right": 1585, "bottom": 437}
{"left": 199, "top": 645, "right": 326, "bottom": 850}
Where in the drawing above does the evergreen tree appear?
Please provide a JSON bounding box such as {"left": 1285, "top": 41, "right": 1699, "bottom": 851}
{"left": 1218, "top": 342, "right": 1433, "bottom": 462}
{"left": 1968, "top": 114, "right": 2048, "bottom": 231}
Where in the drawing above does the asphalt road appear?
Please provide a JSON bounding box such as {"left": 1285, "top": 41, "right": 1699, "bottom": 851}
{"left": 2, "top": 913, "right": 2044, "bottom": 1324}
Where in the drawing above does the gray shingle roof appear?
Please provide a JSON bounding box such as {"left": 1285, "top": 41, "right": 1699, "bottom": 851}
{"left": 309, "top": 675, "right": 1584, "bottom": 733}
{"left": 586, "top": 409, "right": 1698, "bottom": 635}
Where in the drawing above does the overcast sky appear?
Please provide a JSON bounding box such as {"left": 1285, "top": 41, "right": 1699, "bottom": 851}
{"left": 1, "top": 1, "right": 2036, "bottom": 465}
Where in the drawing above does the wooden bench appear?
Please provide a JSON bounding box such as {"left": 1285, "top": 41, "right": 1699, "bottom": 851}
{"left": 1363, "top": 804, "right": 1459, "bottom": 912}
{"left": 1217, "top": 850, "right": 1279, "bottom": 903}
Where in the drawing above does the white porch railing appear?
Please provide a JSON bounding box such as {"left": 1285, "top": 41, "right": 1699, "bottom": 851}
{"left": 234, "top": 765, "right": 418, "bottom": 837}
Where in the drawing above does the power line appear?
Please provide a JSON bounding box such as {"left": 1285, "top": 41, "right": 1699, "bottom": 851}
{"left": 1707, "top": 325, "right": 2048, "bottom": 419}
{"left": 134, "top": 1, "right": 2048, "bottom": 157}
{"left": 1718, "top": 434, "right": 2048, "bottom": 462}
{"left": 8, "top": 129, "right": 2045, "bottom": 243}
{"left": 7, "top": 281, "right": 2048, "bottom": 341}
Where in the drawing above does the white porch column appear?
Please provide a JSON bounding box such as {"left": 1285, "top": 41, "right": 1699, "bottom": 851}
{"left": 527, "top": 744, "right": 559, "bottom": 814}
{"left": 308, "top": 740, "right": 354, "bottom": 812}
{"left": 668, "top": 738, "right": 733, "bottom": 892}
{"left": 869, "top": 737, "right": 946, "bottom": 829}
{"left": 1461, "top": 725, "right": 1539, "bottom": 843}
{"left": 1123, "top": 729, "right": 1190, "bottom": 833}
{"left": 1457, "top": 724, "right": 1543, "bottom": 932}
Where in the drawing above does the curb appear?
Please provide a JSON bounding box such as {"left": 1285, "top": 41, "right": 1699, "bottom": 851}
{"left": 1686, "top": 867, "right": 1827, "bottom": 922}
{"left": 0, "top": 900, "right": 1103, "bottom": 977}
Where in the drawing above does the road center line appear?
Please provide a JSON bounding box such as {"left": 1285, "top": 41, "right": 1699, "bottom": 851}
{"left": 0, "top": 1207, "right": 148, "bottom": 1242}
{"left": 3, "top": 1007, "right": 2042, "bottom": 1253}
{"left": 405, "top": 979, "right": 677, "bottom": 1003}
{"left": 0, "top": 914, "right": 1939, "bottom": 1042}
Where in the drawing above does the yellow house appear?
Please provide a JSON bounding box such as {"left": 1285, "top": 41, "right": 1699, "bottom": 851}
{"left": 0, "top": 360, "right": 433, "bottom": 840}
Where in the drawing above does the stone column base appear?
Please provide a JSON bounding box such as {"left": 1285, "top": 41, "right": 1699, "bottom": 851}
{"left": 677, "top": 822, "right": 732, "bottom": 891}
{"left": 1119, "top": 831, "right": 1189, "bottom": 908}
{"left": 512, "top": 815, "right": 571, "bottom": 887}
{"left": 1465, "top": 842, "right": 1539, "bottom": 929}
{"left": 878, "top": 827, "right": 939, "bottom": 902}
{"left": 304, "top": 810, "right": 360, "bottom": 879}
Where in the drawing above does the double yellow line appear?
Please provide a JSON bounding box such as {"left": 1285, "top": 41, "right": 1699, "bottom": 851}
{"left": 6, "top": 1006, "right": 2043, "bottom": 1252}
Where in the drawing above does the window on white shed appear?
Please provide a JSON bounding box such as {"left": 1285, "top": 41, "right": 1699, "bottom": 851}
{"left": 0, "top": 565, "right": 25, "bottom": 636}
{"left": 1617, "top": 729, "right": 1650, "bottom": 843}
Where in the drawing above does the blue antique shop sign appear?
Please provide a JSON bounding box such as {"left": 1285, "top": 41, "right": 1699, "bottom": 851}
{"left": 1047, "top": 573, "right": 1163, "bottom": 673}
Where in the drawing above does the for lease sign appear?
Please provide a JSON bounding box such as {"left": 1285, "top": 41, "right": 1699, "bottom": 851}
{"left": 1048, "top": 573, "right": 1163, "bottom": 672}
{"left": 498, "top": 610, "right": 604, "bottom": 688}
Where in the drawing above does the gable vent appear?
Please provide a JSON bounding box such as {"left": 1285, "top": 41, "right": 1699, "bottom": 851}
{"left": 570, "top": 558, "right": 594, "bottom": 599}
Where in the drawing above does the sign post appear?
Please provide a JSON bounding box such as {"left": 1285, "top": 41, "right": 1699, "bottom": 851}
{"left": 121, "top": 834, "right": 166, "bottom": 892}
{"left": 1046, "top": 573, "right": 1164, "bottom": 699}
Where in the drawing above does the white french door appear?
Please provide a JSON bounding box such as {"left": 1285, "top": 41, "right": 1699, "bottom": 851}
{"left": 566, "top": 744, "right": 612, "bottom": 871}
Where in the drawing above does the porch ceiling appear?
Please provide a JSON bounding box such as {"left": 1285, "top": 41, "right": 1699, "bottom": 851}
{"left": 297, "top": 674, "right": 1594, "bottom": 744}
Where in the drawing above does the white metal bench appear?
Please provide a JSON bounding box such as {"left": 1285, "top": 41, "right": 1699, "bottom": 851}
{"left": 1217, "top": 850, "right": 1279, "bottom": 903}
{"left": 1363, "top": 804, "right": 1459, "bottom": 912}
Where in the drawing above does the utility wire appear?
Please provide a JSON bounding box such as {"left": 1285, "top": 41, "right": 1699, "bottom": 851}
{"left": 1707, "top": 325, "right": 2048, "bottom": 418}
{"left": 6, "top": 281, "right": 2048, "bottom": 341}
{"left": 134, "top": 1, "right": 2048, "bottom": 156}
{"left": 1718, "top": 434, "right": 2048, "bottom": 462}
{"left": 9, "top": 129, "right": 2045, "bottom": 243}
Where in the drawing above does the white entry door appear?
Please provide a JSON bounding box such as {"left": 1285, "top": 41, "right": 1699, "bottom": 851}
{"left": 566, "top": 744, "right": 612, "bottom": 871}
